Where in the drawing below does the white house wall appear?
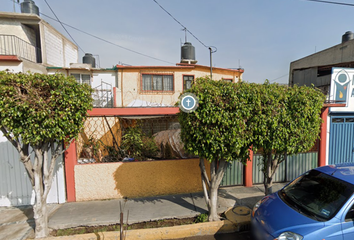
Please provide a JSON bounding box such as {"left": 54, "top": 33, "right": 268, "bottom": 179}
{"left": 92, "top": 72, "right": 116, "bottom": 89}
{"left": 42, "top": 22, "right": 78, "bottom": 67}
{"left": 0, "top": 61, "right": 23, "bottom": 72}
{"left": 64, "top": 43, "right": 78, "bottom": 67}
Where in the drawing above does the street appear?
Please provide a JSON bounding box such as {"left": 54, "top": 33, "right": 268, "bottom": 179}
{"left": 168, "top": 231, "right": 252, "bottom": 240}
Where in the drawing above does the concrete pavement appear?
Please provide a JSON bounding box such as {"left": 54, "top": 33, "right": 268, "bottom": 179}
{"left": 0, "top": 183, "right": 286, "bottom": 240}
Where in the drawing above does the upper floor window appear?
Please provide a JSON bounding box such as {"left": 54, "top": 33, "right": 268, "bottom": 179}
{"left": 183, "top": 75, "right": 194, "bottom": 90}
{"left": 142, "top": 74, "right": 174, "bottom": 91}
{"left": 71, "top": 74, "right": 91, "bottom": 85}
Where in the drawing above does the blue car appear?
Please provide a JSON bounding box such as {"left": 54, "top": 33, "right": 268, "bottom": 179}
{"left": 251, "top": 163, "right": 354, "bottom": 240}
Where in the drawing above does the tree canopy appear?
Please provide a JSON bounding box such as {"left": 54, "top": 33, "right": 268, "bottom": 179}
{"left": 249, "top": 81, "right": 325, "bottom": 194}
{"left": 0, "top": 71, "right": 93, "bottom": 145}
{"left": 179, "top": 77, "right": 257, "bottom": 164}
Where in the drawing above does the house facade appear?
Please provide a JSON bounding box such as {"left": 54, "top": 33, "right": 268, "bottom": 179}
{"left": 47, "top": 63, "right": 244, "bottom": 108}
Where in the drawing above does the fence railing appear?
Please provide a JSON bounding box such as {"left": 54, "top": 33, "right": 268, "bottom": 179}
{"left": 92, "top": 81, "right": 113, "bottom": 108}
{"left": 0, "top": 34, "right": 40, "bottom": 63}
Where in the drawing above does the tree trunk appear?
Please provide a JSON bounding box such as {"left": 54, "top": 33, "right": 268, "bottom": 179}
{"left": 263, "top": 153, "right": 282, "bottom": 196}
{"left": 264, "top": 152, "right": 274, "bottom": 195}
{"left": 199, "top": 158, "right": 228, "bottom": 222}
{"left": 33, "top": 150, "right": 49, "bottom": 239}
{"left": 33, "top": 195, "right": 48, "bottom": 238}
{"left": 208, "top": 185, "right": 219, "bottom": 221}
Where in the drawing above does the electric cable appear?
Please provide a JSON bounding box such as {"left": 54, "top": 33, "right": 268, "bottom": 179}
{"left": 303, "top": 0, "right": 354, "bottom": 7}
{"left": 9, "top": 0, "right": 175, "bottom": 65}
{"left": 42, "top": 0, "right": 85, "bottom": 53}
{"left": 152, "top": 0, "right": 210, "bottom": 49}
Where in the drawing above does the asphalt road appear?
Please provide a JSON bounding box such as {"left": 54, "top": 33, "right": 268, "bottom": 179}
{"left": 168, "top": 231, "right": 252, "bottom": 240}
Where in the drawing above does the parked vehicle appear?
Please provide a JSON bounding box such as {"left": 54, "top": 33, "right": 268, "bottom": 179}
{"left": 251, "top": 163, "right": 354, "bottom": 240}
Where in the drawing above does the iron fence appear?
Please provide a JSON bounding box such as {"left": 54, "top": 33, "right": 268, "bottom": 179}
{"left": 92, "top": 81, "right": 113, "bottom": 108}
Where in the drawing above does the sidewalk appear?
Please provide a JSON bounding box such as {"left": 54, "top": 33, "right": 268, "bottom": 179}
{"left": 0, "top": 183, "right": 286, "bottom": 240}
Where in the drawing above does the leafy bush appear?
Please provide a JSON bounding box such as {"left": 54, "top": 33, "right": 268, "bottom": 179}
{"left": 122, "top": 127, "right": 159, "bottom": 161}
{"left": 195, "top": 213, "right": 208, "bottom": 223}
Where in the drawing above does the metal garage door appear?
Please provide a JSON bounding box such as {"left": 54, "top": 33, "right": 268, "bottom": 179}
{"left": 0, "top": 136, "right": 66, "bottom": 206}
{"left": 220, "top": 160, "right": 244, "bottom": 186}
{"left": 329, "top": 116, "right": 354, "bottom": 165}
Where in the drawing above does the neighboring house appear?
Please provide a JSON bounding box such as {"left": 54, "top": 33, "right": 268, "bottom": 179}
{"left": 289, "top": 31, "right": 354, "bottom": 167}
{"left": 289, "top": 31, "right": 354, "bottom": 96}
{"left": 0, "top": 11, "right": 78, "bottom": 73}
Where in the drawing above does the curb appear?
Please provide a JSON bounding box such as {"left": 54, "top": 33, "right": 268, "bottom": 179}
{"left": 41, "top": 220, "right": 239, "bottom": 240}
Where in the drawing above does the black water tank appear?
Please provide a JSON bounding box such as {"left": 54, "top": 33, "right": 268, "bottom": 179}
{"left": 83, "top": 53, "right": 96, "bottom": 68}
{"left": 21, "top": 0, "right": 40, "bottom": 16}
{"left": 342, "top": 31, "right": 354, "bottom": 43}
{"left": 181, "top": 42, "right": 196, "bottom": 63}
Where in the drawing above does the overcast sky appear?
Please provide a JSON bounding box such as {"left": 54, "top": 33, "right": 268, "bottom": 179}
{"left": 2, "top": 0, "right": 353, "bottom": 84}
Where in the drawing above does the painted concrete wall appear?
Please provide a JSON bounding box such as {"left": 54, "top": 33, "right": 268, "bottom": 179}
{"left": 92, "top": 71, "right": 117, "bottom": 89}
{"left": 0, "top": 61, "right": 23, "bottom": 72}
{"left": 74, "top": 158, "right": 210, "bottom": 201}
{"left": 0, "top": 19, "right": 36, "bottom": 44}
{"left": 42, "top": 21, "right": 78, "bottom": 67}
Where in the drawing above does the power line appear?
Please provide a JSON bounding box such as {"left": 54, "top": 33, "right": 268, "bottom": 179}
{"left": 9, "top": 0, "right": 175, "bottom": 65}
{"left": 42, "top": 0, "right": 85, "bottom": 53}
{"left": 303, "top": 0, "right": 354, "bottom": 7}
{"left": 270, "top": 73, "right": 289, "bottom": 83}
{"left": 40, "top": 13, "right": 175, "bottom": 65}
{"left": 152, "top": 0, "right": 209, "bottom": 49}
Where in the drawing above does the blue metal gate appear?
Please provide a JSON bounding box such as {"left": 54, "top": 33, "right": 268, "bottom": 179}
{"left": 329, "top": 116, "right": 354, "bottom": 164}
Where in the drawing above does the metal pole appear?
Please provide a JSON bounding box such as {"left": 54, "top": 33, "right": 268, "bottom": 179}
{"left": 209, "top": 47, "right": 213, "bottom": 80}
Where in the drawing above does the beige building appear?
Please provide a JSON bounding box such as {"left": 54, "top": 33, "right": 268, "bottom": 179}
{"left": 47, "top": 63, "right": 244, "bottom": 107}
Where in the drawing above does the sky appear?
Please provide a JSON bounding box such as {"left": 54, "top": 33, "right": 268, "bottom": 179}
{"left": 2, "top": 0, "right": 354, "bottom": 84}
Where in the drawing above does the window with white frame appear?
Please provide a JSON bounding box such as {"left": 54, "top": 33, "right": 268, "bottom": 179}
{"left": 71, "top": 73, "right": 91, "bottom": 85}
{"left": 183, "top": 75, "right": 194, "bottom": 90}
{"left": 142, "top": 74, "right": 174, "bottom": 91}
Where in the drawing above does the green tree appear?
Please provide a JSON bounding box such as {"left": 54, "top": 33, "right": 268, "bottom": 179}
{"left": 0, "top": 71, "right": 93, "bottom": 238}
{"left": 251, "top": 81, "right": 325, "bottom": 195}
{"left": 178, "top": 77, "right": 256, "bottom": 221}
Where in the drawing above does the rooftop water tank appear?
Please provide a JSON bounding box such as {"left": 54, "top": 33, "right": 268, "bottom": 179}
{"left": 83, "top": 53, "right": 96, "bottom": 68}
{"left": 181, "top": 42, "right": 197, "bottom": 64}
{"left": 342, "top": 31, "right": 354, "bottom": 43}
{"left": 21, "top": 0, "right": 40, "bottom": 16}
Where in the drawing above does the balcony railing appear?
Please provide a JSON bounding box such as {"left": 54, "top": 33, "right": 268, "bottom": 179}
{"left": 92, "top": 81, "right": 113, "bottom": 108}
{"left": 0, "top": 34, "right": 41, "bottom": 63}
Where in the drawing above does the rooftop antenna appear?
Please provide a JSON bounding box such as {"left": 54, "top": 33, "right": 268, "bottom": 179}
{"left": 182, "top": 27, "right": 187, "bottom": 43}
